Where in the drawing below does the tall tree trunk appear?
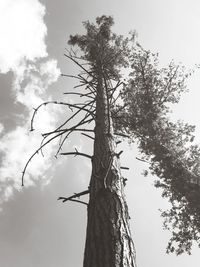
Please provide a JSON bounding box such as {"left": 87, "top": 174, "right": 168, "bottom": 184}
{"left": 83, "top": 75, "right": 137, "bottom": 267}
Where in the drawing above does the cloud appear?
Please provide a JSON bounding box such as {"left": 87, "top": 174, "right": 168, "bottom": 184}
{"left": 0, "top": 0, "right": 47, "bottom": 73}
{"left": 0, "top": 0, "right": 61, "bottom": 204}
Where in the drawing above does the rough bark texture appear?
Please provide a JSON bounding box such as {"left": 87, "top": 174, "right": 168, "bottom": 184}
{"left": 83, "top": 76, "right": 137, "bottom": 267}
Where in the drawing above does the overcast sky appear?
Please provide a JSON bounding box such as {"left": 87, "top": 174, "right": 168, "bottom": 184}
{"left": 0, "top": 0, "right": 200, "bottom": 266}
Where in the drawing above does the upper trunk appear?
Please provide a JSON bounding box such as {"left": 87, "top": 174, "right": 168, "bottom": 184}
{"left": 83, "top": 73, "right": 137, "bottom": 267}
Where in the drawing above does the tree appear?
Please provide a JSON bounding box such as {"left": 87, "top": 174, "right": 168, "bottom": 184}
{"left": 22, "top": 16, "right": 200, "bottom": 266}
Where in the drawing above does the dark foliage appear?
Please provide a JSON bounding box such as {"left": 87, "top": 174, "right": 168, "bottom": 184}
{"left": 68, "top": 15, "right": 130, "bottom": 79}
{"left": 113, "top": 46, "right": 200, "bottom": 254}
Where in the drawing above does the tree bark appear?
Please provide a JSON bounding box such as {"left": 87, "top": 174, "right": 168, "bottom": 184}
{"left": 83, "top": 75, "right": 137, "bottom": 267}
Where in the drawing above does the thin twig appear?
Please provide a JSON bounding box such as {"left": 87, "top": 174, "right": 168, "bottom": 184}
{"left": 61, "top": 74, "right": 82, "bottom": 80}
{"left": 68, "top": 199, "right": 88, "bottom": 206}
{"left": 81, "top": 133, "right": 95, "bottom": 140}
{"left": 120, "top": 167, "right": 130, "bottom": 170}
{"left": 136, "top": 157, "right": 150, "bottom": 164}
{"left": 63, "top": 92, "right": 94, "bottom": 99}
{"left": 64, "top": 54, "right": 95, "bottom": 78}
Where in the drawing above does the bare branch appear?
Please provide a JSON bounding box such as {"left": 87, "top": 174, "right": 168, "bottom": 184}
{"left": 31, "top": 99, "right": 95, "bottom": 134}
{"left": 51, "top": 120, "right": 93, "bottom": 157}
{"left": 117, "top": 150, "right": 123, "bottom": 158}
{"left": 60, "top": 151, "right": 92, "bottom": 159}
{"left": 81, "top": 133, "right": 95, "bottom": 140}
{"left": 57, "top": 101, "right": 95, "bottom": 118}
{"left": 55, "top": 130, "right": 73, "bottom": 158}
{"left": 64, "top": 54, "right": 95, "bottom": 78}
{"left": 110, "top": 83, "right": 123, "bottom": 100}
{"left": 42, "top": 117, "right": 93, "bottom": 138}
{"left": 63, "top": 92, "right": 94, "bottom": 99}
{"left": 58, "top": 189, "right": 89, "bottom": 202}
{"left": 22, "top": 117, "right": 94, "bottom": 186}
{"left": 54, "top": 99, "right": 95, "bottom": 132}
{"left": 21, "top": 130, "right": 66, "bottom": 186}
{"left": 31, "top": 100, "right": 95, "bottom": 131}
{"left": 61, "top": 74, "right": 82, "bottom": 80}
{"left": 77, "top": 74, "right": 97, "bottom": 95}
{"left": 120, "top": 166, "right": 130, "bottom": 170}
{"left": 67, "top": 199, "right": 88, "bottom": 206}
{"left": 54, "top": 108, "right": 94, "bottom": 156}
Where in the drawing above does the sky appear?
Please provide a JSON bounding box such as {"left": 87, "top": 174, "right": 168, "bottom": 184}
{"left": 0, "top": 0, "right": 200, "bottom": 266}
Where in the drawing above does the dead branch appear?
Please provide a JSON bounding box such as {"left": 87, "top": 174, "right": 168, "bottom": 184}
{"left": 42, "top": 117, "right": 93, "bottom": 138}
{"left": 22, "top": 118, "right": 94, "bottom": 186}
{"left": 63, "top": 92, "right": 94, "bottom": 99}
{"left": 55, "top": 130, "right": 73, "bottom": 158}
{"left": 60, "top": 150, "right": 92, "bottom": 159}
{"left": 22, "top": 130, "right": 66, "bottom": 186}
{"left": 54, "top": 117, "right": 92, "bottom": 156}
{"left": 120, "top": 166, "right": 130, "bottom": 170}
{"left": 81, "top": 133, "right": 95, "bottom": 140}
{"left": 58, "top": 189, "right": 89, "bottom": 202}
{"left": 68, "top": 199, "right": 88, "bottom": 206}
{"left": 61, "top": 74, "right": 82, "bottom": 80}
{"left": 110, "top": 83, "right": 122, "bottom": 101}
{"left": 54, "top": 108, "right": 94, "bottom": 156}
{"left": 30, "top": 100, "right": 94, "bottom": 131}
{"left": 64, "top": 54, "right": 95, "bottom": 79}
{"left": 54, "top": 100, "right": 95, "bottom": 132}
{"left": 117, "top": 150, "right": 123, "bottom": 158}
{"left": 57, "top": 101, "right": 95, "bottom": 118}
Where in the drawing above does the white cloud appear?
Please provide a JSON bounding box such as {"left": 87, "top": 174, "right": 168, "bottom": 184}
{"left": 0, "top": 0, "right": 47, "bottom": 73}
{"left": 0, "top": 59, "right": 61, "bottom": 203}
{"left": 14, "top": 59, "right": 60, "bottom": 111}
{"left": 0, "top": 0, "right": 61, "bottom": 205}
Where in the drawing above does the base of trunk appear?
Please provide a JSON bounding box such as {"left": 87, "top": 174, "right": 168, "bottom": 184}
{"left": 83, "top": 188, "right": 136, "bottom": 267}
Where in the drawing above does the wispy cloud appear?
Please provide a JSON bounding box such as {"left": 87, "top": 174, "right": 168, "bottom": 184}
{"left": 0, "top": 0, "right": 61, "bottom": 204}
